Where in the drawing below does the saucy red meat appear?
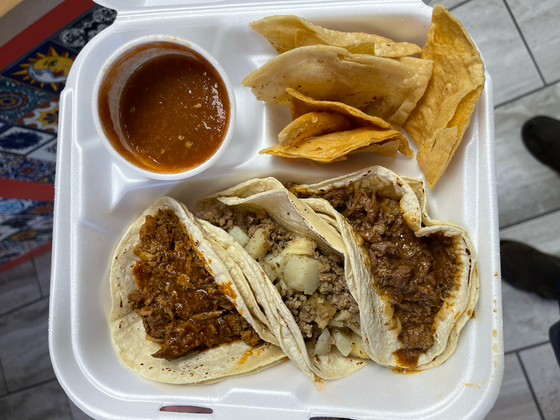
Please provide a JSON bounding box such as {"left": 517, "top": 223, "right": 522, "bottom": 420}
{"left": 128, "top": 209, "right": 260, "bottom": 360}
{"left": 295, "top": 187, "right": 458, "bottom": 367}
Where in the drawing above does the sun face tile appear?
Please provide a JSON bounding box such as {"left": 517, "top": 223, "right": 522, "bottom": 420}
{"left": 1, "top": 41, "right": 77, "bottom": 94}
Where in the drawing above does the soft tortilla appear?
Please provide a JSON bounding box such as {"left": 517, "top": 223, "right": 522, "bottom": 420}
{"left": 195, "top": 179, "right": 369, "bottom": 380}
{"left": 289, "top": 166, "right": 479, "bottom": 370}
{"left": 109, "top": 196, "right": 286, "bottom": 384}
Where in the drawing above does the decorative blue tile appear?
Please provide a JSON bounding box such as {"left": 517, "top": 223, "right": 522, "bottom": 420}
{"left": 0, "top": 77, "right": 52, "bottom": 123}
{"left": 0, "top": 198, "right": 35, "bottom": 223}
{"left": 0, "top": 153, "right": 55, "bottom": 183}
{"left": 53, "top": 6, "right": 117, "bottom": 52}
{"left": 16, "top": 97, "right": 59, "bottom": 133}
{"left": 21, "top": 201, "right": 54, "bottom": 216}
{"left": 2, "top": 41, "right": 77, "bottom": 94}
{"left": 0, "top": 125, "right": 56, "bottom": 155}
{"left": 0, "top": 119, "right": 7, "bottom": 131}
{"left": 27, "top": 139, "right": 57, "bottom": 162}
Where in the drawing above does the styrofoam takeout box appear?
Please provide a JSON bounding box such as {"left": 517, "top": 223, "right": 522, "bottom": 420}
{"left": 49, "top": 0, "right": 503, "bottom": 419}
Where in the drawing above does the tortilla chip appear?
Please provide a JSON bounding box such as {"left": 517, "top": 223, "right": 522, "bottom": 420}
{"left": 242, "top": 45, "right": 433, "bottom": 128}
{"left": 402, "top": 5, "right": 485, "bottom": 189}
{"left": 250, "top": 15, "right": 421, "bottom": 58}
{"left": 278, "top": 111, "right": 352, "bottom": 147}
{"left": 260, "top": 127, "right": 411, "bottom": 163}
{"left": 287, "top": 88, "right": 390, "bottom": 129}
{"left": 349, "top": 141, "right": 401, "bottom": 158}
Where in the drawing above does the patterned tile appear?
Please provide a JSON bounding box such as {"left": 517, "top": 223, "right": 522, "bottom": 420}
{"left": 0, "top": 119, "right": 7, "bottom": 131}
{"left": 53, "top": 6, "right": 117, "bottom": 52}
{"left": 451, "top": 0, "right": 543, "bottom": 105}
{"left": 494, "top": 82, "right": 560, "bottom": 228}
{"left": 33, "top": 249, "right": 51, "bottom": 296}
{"left": 519, "top": 343, "right": 560, "bottom": 420}
{"left": 0, "top": 259, "right": 41, "bottom": 317}
{"left": 0, "top": 125, "right": 56, "bottom": 155}
{"left": 1, "top": 41, "right": 77, "bottom": 94}
{"left": 0, "top": 198, "right": 35, "bottom": 222}
{"left": 16, "top": 97, "right": 59, "bottom": 133}
{"left": 506, "top": 0, "right": 560, "bottom": 84}
{"left": 0, "top": 153, "right": 55, "bottom": 183}
{"left": 0, "top": 380, "right": 73, "bottom": 420}
{"left": 0, "top": 228, "right": 52, "bottom": 265}
{"left": 0, "top": 77, "right": 52, "bottom": 123}
{"left": 0, "top": 298, "right": 53, "bottom": 391}
{"left": 485, "top": 353, "right": 541, "bottom": 420}
{"left": 27, "top": 139, "right": 57, "bottom": 162}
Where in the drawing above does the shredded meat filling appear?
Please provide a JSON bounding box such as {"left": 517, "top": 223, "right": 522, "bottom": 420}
{"left": 128, "top": 209, "right": 260, "bottom": 361}
{"left": 294, "top": 187, "right": 458, "bottom": 367}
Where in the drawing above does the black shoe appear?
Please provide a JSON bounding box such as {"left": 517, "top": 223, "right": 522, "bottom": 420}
{"left": 521, "top": 116, "right": 560, "bottom": 173}
{"left": 551, "top": 320, "right": 560, "bottom": 367}
{"left": 500, "top": 240, "right": 560, "bottom": 300}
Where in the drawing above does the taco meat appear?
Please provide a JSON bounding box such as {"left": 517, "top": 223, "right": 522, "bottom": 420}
{"left": 295, "top": 187, "right": 458, "bottom": 367}
{"left": 200, "top": 205, "right": 359, "bottom": 348}
{"left": 129, "top": 208, "right": 261, "bottom": 361}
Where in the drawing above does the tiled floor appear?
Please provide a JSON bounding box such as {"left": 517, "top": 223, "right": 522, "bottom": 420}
{"left": 1, "top": 0, "right": 560, "bottom": 419}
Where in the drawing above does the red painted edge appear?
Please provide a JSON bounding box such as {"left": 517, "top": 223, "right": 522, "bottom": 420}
{"left": 0, "top": 0, "right": 96, "bottom": 70}
{"left": 0, "top": 179, "right": 55, "bottom": 201}
{"left": 0, "top": 241, "right": 52, "bottom": 273}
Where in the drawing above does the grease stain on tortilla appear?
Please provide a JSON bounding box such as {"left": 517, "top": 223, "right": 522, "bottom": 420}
{"left": 237, "top": 345, "right": 268, "bottom": 365}
{"left": 391, "top": 367, "right": 420, "bottom": 375}
{"left": 314, "top": 374, "right": 325, "bottom": 391}
{"left": 219, "top": 281, "right": 238, "bottom": 300}
{"left": 471, "top": 310, "right": 476, "bottom": 319}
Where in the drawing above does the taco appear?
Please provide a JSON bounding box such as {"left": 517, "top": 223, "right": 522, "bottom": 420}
{"left": 109, "top": 196, "right": 286, "bottom": 384}
{"left": 289, "top": 166, "right": 479, "bottom": 370}
{"left": 195, "top": 179, "right": 370, "bottom": 380}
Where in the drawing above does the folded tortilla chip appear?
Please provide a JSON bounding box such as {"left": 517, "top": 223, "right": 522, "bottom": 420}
{"left": 287, "top": 88, "right": 390, "bottom": 129}
{"left": 242, "top": 45, "right": 433, "bottom": 128}
{"left": 279, "top": 111, "right": 352, "bottom": 147}
{"left": 250, "top": 15, "right": 421, "bottom": 58}
{"left": 402, "top": 5, "right": 485, "bottom": 189}
{"left": 261, "top": 127, "right": 411, "bottom": 163}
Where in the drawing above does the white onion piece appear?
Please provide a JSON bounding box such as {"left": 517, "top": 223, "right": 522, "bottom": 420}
{"left": 281, "top": 237, "right": 317, "bottom": 258}
{"left": 283, "top": 255, "right": 319, "bottom": 295}
{"left": 245, "top": 228, "right": 270, "bottom": 260}
{"left": 314, "top": 328, "right": 332, "bottom": 356}
{"left": 228, "top": 226, "right": 249, "bottom": 247}
{"left": 332, "top": 328, "right": 353, "bottom": 357}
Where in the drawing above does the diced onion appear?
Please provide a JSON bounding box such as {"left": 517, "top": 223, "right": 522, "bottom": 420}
{"left": 264, "top": 253, "right": 286, "bottom": 275}
{"left": 314, "top": 328, "right": 332, "bottom": 356}
{"left": 283, "top": 255, "right": 319, "bottom": 295}
{"left": 245, "top": 228, "right": 270, "bottom": 260}
{"left": 332, "top": 327, "right": 353, "bottom": 357}
{"left": 228, "top": 226, "right": 249, "bottom": 247}
{"left": 259, "top": 261, "right": 277, "bottom": 282}
{"left": 281, "top": 237, "right": 317, "bottom": 258}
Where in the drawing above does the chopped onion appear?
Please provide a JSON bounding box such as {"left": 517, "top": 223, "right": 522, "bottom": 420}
{"left": 283, "top": 255, "right": 319, "bottom": 295}
{"left": 281, "top": 237, "right": 317, "bottom": 258}
{"left": 245, "top": 228, "right": 270, "bottom": 260}
{"left": 259, "top": 261, "right": 277, "bottom": 282}
{"left": 228, "top": 226, "right": 249, "bottom": 247}
{"left": 332, "top": 327, "right": 353, "bottom": 357}
{"left": 314, "top": 328, "right": 332, "bottom": 356}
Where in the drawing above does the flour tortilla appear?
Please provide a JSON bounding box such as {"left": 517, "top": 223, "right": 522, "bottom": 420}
{"left": 109, "top": 196, "right": 286, "bottom": 384}
{"left": 195, "top": 179, "right": 369, "bottom": 380}
{"left": 289, "top": 166, "right": 478, "bottom": 370}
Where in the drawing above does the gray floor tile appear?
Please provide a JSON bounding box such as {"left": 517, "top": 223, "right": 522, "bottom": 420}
{"left": 501, "top": 209, "right": 560, "bottom": 255}
{"left": 33, "top": 250, "right": 52, "bottom": 296}
{"left": 494, "top": 82, "right": 560, "bottom": 228}
{"left": 506, "top": 0, "right": 560, "bottom": 84}
{"left": 0, "top": 259, "right": 42, "bottom": 317}
{"left": 0, "top": 380, "right": 73, "bottom": 420}
{"left": 0, "top": 360, "right": 7, "bottom": 397}
{"left": 500, "top": 280, "right": 559, "bottom": 352}
{"left": 69, "top": 399, "right": 94, "bottom": 420}
{"left": 519, "top": 343, "right": 560, "bottom": 420}
{"left": 485, "top": 353, "right": 541, "bottom": 420}
{"left": 450, "top": 0, "right": 543, "bottom": 106}
{"left": 0, "top": 298, "right": 54, "bottom": 392}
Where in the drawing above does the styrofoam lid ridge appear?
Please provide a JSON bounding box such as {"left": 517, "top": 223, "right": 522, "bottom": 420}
{"left": 94, "top": 0, "right": 425, "bottom": 14}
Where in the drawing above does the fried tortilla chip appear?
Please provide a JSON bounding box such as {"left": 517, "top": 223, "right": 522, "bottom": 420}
{"left": 278, "top": 111, "right": 352, "bottom": 147}
{"left": 402, "top": 5, "right": 485, "bottom": 189}
{"left": 250, "top": 15, "right": 421, "bottom": 58}
{"left": 261, "top": 127, "right": 411, "bottom": 163}
{"left": 242, "top": 45, "right": 433, "bottom": 128}
{"left": 287, "top": 88, "right": 390, "bottom": 129}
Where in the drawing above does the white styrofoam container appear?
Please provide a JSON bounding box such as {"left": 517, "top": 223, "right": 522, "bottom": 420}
{"left": 49, "top": 1, "right": 503, "bottom": 419}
